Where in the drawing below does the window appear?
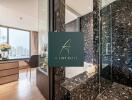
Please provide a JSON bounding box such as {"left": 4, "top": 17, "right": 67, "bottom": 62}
{"left": 9, "top": 29, "right": 30, "bottom": 59}
{"left": 0, "top": 26, "right": 30, "bottom": 59}
{"left": 0, "top": 27, "right": 7, "bottom": 43}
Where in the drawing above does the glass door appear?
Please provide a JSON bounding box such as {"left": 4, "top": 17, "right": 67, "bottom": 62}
{"left": 98, "top": 0, "right": 132, "bottom": 99}
{"left": 52, "top": 0, "right": 100, "bottom": 100}
{"left": 37, "top": 0, "right": 49, "bottom": 100}
{"left": 38, "top": 0, "right": 48, "bottom": 75}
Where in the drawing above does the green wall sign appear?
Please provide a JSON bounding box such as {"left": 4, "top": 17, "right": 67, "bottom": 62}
{"left": 48, "top": 32, "right": 84, "bottom": 67}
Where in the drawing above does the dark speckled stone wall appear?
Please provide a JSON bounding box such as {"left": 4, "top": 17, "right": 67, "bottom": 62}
{"left": 101, "top": 6, "right": 112, "bottom": 66}
{"left": 100, "top": 0, "right": 132, "bottom": 87}
{"left": 80, "top": 13, "right": 93, "bottom": 63}
{"left": 111, "top": 0, "right": 132, "bottom": 86}
{"left": 112, "top": 0, "right": 129, "bottom": 72}
{"left": 97, "top": 0, "right": 132, "bottom": 99}
{"left": 93, "top": 0, "right": 100, "bottom": 66}
{"left": 100, "top": 3, "right": 113, "bottom": 85}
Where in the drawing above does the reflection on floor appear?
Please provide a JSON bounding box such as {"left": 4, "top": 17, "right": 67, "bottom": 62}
{"left": 0, "top": 68, "right": 45, "bottom": 100}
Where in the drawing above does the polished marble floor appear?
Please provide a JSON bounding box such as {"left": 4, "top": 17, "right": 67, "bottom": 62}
{"left": 0, "top": 68, "right": 45, "bottom": 100}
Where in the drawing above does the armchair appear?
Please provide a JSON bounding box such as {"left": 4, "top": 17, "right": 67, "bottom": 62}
{"left": 24, "top": 55, "right": 40, "bottom": 79}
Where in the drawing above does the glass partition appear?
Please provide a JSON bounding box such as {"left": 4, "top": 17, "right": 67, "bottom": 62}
{"left": 100, "top": 0, "right": 132, "bottom": 91}
{"left": 65, "top": 0, "right": 95, "bottom": 80}
{"left": 52, "top": 0, "right": 132, "bottom": 99}
{"left": 97, "top": 0, "right": 132, "bottom": 99}
{"left": 38, "top": 0, "right": 48, "bottom": 75}
{"left": 60, "top": 0, "right": 100, "bottom": 100}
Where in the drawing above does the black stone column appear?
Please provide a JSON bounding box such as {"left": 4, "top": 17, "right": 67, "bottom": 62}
{"left": 53, "top": 0, "right": 65, "bottom": 100}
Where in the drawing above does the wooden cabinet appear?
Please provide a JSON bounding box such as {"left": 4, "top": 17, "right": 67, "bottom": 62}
{"left": 0, "top": 61, "right": 19, "bottom": 85}
{"left": 37, "top": 68, "right": 49, "bottom": 100}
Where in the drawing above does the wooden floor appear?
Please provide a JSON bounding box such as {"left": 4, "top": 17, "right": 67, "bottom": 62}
{"left": 0, "top": 68, "right": 46, "bottom": 100}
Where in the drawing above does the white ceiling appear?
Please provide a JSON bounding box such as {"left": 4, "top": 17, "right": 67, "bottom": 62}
{"left": 102, "top": 0, "right": 116, "bottom": 8}
{"left": 0, "top": 0, "right": 38, "bottom": 31}
{"left": 65, "top": 0, "right": 93, "bottom": 23}
{"left": 66, "top": 0, "right": 93, "bottom": 16}
{"left": 65, "top": 0, "right": 117, "bottom": 23}
{"left": 0, "top": 0, "right": 117, "bottom": 28}
{"left": 66, "top": 0, "right": 116, "bottom": 15}
{"left": 0, "top": 0, "right": 38, "bottom": 18}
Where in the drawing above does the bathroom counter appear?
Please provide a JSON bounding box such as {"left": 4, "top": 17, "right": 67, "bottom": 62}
{"left": 61, "top": 72, "right": 112, "bottom": 100}
{"left": 96, "top": 82, "right": 132, "bottom": 100}
{"left": 61, "top": 71, "right": 93, "bottom": 92}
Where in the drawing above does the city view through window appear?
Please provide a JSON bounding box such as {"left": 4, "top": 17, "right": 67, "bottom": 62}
{"left": 0, "top": 27, "right": 30, "bottom": 59}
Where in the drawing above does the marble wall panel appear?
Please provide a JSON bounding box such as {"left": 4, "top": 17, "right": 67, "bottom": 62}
{"left": 111, "top": 0, "right": 132, "bottom": 86}
{"left": 93, "top": 0, "right": 100, "bottom": 66}
{"left": 80, "top": 13, "right": 93, "bottom": 63}
{"left": 53, "top": 0, "right": 65, "bottom": 100}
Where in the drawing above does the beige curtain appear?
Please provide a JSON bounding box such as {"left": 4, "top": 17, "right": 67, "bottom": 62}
{"left": 31, "top": 31, "right": 38, "bottom": 55}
